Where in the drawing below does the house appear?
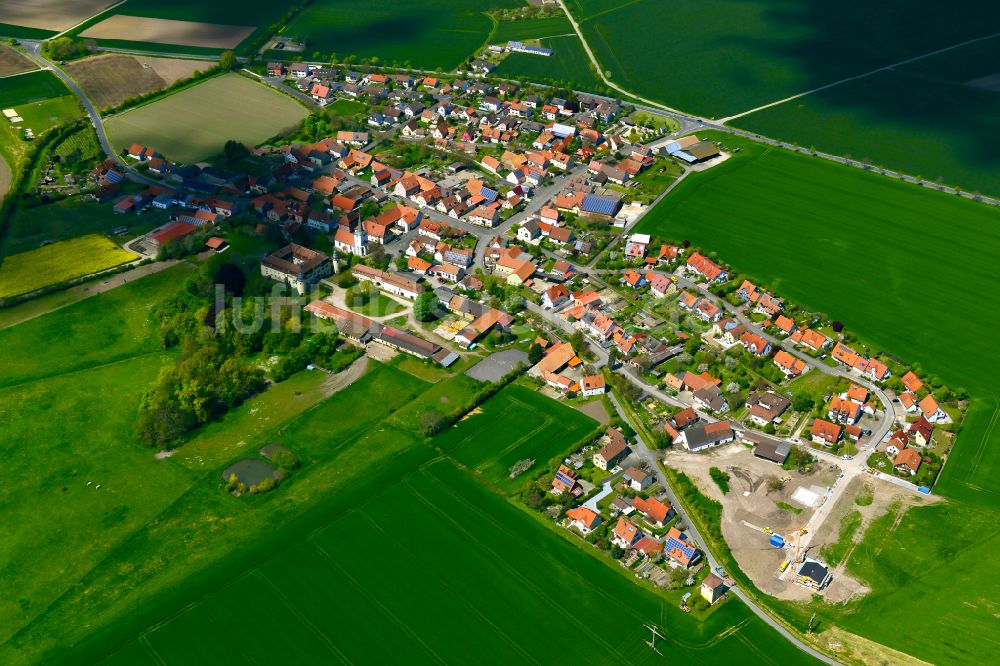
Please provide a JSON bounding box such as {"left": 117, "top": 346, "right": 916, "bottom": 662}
{"left": 664, "top": 526, "right": 700, "bottom": 567}
{"left": 685, "top": 252, "right": 727, "bottom": 282}
{"left": 831, "top": 342, "right": 890, "bottom": 381}
{"left": 623, "top": 466, "right": 653, "bottom": 492}
{"left": 902, "top": 371, "right": 924, "bottom": 393}
{"left": 670, "top": 407, "right": 699, "bottom": 432}
{"left": 146, "top": 220, "right": 197, "bottom": 253}
{"left": 893, "top": 447, "right": 922, "bottom": 475}
{"left": 909, "top": 416, "right": 934, "bottom": 447}
{"left": 621, "top": 269, "right": 647, "bottom": 289}
{"left": 701, "top": 573, "right": 728, "bottom": 604}
{"left": 681, "top": 371, "right": 721, "bottom": 393}
{"left": 260, "top": 244, "right": 332, "bottom": 294}
{"left": 543, "top": 284, "right": 570, "bottom": 309}
{"left": 593, "top": 429, "right": 630, "bottom": 470}
{"left": 580, "top": 374, "right": 606, "bottom": 397}
{"left": 679, "top": 421, "right": 735, "bottom": 452}
{"left": 797, "top": 557, "right": 832, "bottom": 590}
{"left": 632, "top": 496, "right": 673, "bottom": 528}
{"left": 625, "top": 233, "right": 650, "bottom": 259}
{"left": 745, "top": 391, "right": 790, "bottom": 426}
{"left": 774, "top": 315, "right": 796, "bottom": 335}
{"left": 773, "top": 350, "right": 806, "bottom": 378}
{"left": 828, "top": 395, "right": 862, "bottom": 425}
{"left": 846, "top": 385, "right": 869, "bottom": 405}
{"left": 352, "top": 264, "right": 422, "bottom": 300}
{"left": 695, "top": 299, "right": 722, "bottom": 322}
{"left": 566, "top": 507, "right": 602, "bottom": 534}
{"left": 885, "top": 430, "right": 909, "bottom": 457}
{"left": 517, "top": 219, "right": 541, "bottom": 243}
{"left": 693, "top": 385, "right": 728, "bottom": 414}
{"left": 811, "top": 418, "right": 842, "bottom": 446}
{"left": 127, "top": 143, "right": 149, "bottom": 161}
{"left": 899, "top": 391, "right": 918, "bottom": 413}
{"left": 791, "top": 328, "right": 829, "bottom": 351}
{"left": 739, "top": 332, "right": 772, "bottom": 357}
{"left": 611, "top": 518, "right": 643, "bottom": 549}
{"left": 204, "top": 237, "right": 228, "bottom": 253}
{"left": 918, "top": 394, "right": 948, "bottom": 423}
{"left": 646, "top": 273, "right": 674, "bottom": 298}
{"left": 551, "top": 465, "right": 583, "bottom": 496}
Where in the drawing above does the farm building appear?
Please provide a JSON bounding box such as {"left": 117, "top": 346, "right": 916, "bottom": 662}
{"left": 261, "top": 244, "right": 332, "bottom": 294}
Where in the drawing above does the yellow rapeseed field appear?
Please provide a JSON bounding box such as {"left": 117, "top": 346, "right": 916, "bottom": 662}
{"left": 0, "top": 234, "right": 137, "bottom": 299}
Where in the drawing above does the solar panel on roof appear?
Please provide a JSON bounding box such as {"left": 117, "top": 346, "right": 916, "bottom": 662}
{"left": 666, "top": 536, "right": 695, "bottom": 558}
{"left": 582, "top": 195, "right": 619, "bottom": 216}
{"left": 480, "top": 187, "right": 498, "bottom": 202}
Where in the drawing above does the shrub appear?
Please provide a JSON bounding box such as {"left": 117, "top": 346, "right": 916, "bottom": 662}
{"left": 709, "top": 467, "right": 731, "bottom": 494}
{"left": 271, "top": 448, "right": 300, "bottom": 471}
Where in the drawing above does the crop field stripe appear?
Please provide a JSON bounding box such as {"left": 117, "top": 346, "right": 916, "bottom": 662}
{"left": 964, "top": 395, "right": 1000, "bottom": 481}
{"left": 249, "top": 570, "right": 353, "bottom": 665}
{"left": 357, "top": 511, "right": 542, "bottom": 665}
{"left": 470, "top": 399, "right": 555, "bottom": 469}
{"left": 400, "top": 471, "right": 632, "bottom": 662}
{"left": 136, "top": 635, "right": 164, "bottom": 666}
{"left": 308, "top": 535, "right": 449, "bottom": 665}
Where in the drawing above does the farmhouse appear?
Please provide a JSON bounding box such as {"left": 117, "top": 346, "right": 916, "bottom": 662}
{"left": 679, "top": 421, "right": 735, "bottom": 451}
{"left": 146, "top": 220, "right": 197, "bottom": 253}
{"left": 747, "top": 433, "right": 791, "bottom": 465}
{"left": 580, "top": 374, "right": 606, "bottom": 397}
{"left": 261, "top": 244, "right": 332, "bottom": 294}
{"left": 593, "top": 429, "right": 630, "bottom": 470}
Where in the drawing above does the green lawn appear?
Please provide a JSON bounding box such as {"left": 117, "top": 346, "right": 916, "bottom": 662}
{"left": 494, "top": 34, "right": 606, "bottom": 92}
{"left": 636, "top": 132, "right": 1000, "bottom": 664}
{"left": 432, "top": 383, "right": 598, "bottom": 492}
{"left": 567, "top": 0, "right": 1000, "bottom": 117}
{"left": 325, "top": 98, "right": 367, "bottom": 117}
{"left": 105, "top": 74, "right": 307, "bottom": 163}
{"left": 271, "top": 0, "right": 522, "bottom": 70}
{"left": 737, "top": 68, "right": 1000, "bottom": 196}
{"left": 352, "top": 291, "right": 405, "bottom": 317}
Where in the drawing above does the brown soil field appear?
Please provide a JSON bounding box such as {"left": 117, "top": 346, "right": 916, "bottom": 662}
{"left": 65, "top": 54, "right": 208, "bottom": 109}
{"left": 0, "top": 44, "right": 37, "bottom": 77}
{"left": 0, "top": 0, "right": 113, "bottom": 32}
{"left": 80, "top": 15, "right": 254, "bottom": 49}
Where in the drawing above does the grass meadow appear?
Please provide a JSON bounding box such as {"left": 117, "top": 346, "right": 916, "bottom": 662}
{"left": 433, "top": 383, "right": 597, "bottom": 492}
{"left": 105, "top": 74, "right": 307, "bottom": 163}
{"left": 494, "top": 34, "right": 605, "bottom": 92}
{"left": 566, "top": 0, "right": 1000, "bottom": 117}
{"left": 0, "top": 70, "right": 69, "bottom": 106}
{"left": 272, "top": 0, "right": 521, "bottom": 70}
{"left": 0, "top": 234, "right": 137, "bottom": 299}
{"left": 636, "top": 132, "right": 1000, "bottom": 664}
{"left": 492, "top": 15, "right": 574, "bottom": 42}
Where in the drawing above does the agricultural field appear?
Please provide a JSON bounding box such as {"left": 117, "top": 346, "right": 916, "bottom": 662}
{"left": 0, "top": 70, "right": 70, "bottom": 107}
{"left": 65, "top": 54, "right": 210, "bottom": 110}
{"left": 432, "top": 383, "right": 597, "bottom": 492}
{"left": 80, "top": 15, "right": 255, "bottom": 50}
{"left": 0, "top": 0, "right": 113, "bottom": 32}
{"left": 72, "top": 458, "right": 815, "bottom": 666}
{"left": 494, "top": 35, "right": 605, "bottom": 92}
{"left": 271, "top": 0, "right": 521, "bottom": 70}
{"left": 737, "top": 40, "right": 1000, "bottom": 196}
{"left": 105, "top": 73, "right": 307, "bottom": 163}
{"left": 0, "top": 233, "right": 137, "bottom": 300}
{"left": 0, "top": 43, "right": 36, "bottom": 77}
{"left": 491, "top": 15, "right": 574, "bottom": 43}
{"left": 635, "top": 132, "right": 1000, "bottom": 664}
{"left": 566, "top": 0, "right": 1000, "bottom": 117}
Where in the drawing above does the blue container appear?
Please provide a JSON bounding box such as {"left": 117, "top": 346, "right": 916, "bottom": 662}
{"left": 917, "top": 486, "right": 931, "bottom": 494}
{"left": 769, "top": 534, "right": 785, "bottom": 548}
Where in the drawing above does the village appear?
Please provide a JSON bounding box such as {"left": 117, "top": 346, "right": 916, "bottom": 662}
{"left": 78, "top": 59, "right": 967, "bottom": 613}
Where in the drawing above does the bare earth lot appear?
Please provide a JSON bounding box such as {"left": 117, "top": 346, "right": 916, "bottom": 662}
{"left": 65, "top": 54, "right": 209, "bottom": 109}
{"left": 80, "top": 15, "right": 255, "bottom": 49}
{"left": 0, "top": 44, "right": 36, "bottom": 77}
{"left": 0, "top": 0, "right": 112, "bottom": 32}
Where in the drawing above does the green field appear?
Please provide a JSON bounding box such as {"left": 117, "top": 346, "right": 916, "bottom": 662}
{"left": 432, "top": 383, "right": 597, "bottom": 491}
{"left": 0, "top": 23, "right": 56, "bottom": 40}
{"left": 0, "top": 233, "right": 137, "bottom": 299}
{"left": 105, "top": 74, "right": 307, "bottom": 162}
{"left": 495, "top": 34, "right": 605, "bottom": 92}
{"left": 635, "top": 132, "right": 1000, "bottom": 664}
{"left": 737, "top": 68, "right": 1000, "bottom": 196}
{"left": 0, "top": 70, "right": 70, "bottom": 106}
{"left": 492, "top": 15, "right": 574, "bottom": 42}
{"left": 273, "top": 0, "right": 521, "bottom": 70}
{"left": 567, "top": 0, "right": 1000, "bottom": 117}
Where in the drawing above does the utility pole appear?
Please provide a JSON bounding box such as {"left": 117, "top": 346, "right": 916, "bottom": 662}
{"left": 644, "top": 623, "right": 665, "bottom": 656}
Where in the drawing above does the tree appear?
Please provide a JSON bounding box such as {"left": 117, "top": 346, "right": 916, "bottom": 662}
{"left": 792, "top": 392, "right": 815, "bottom": 413}
{"left": 223, "top": 140, "right": 249, "bottom": 166}
{"left": 831, "top": 320, "right": 844, "bottom": 333}
{"left": 394, "top": 254, "right": 408, "bottom": 271}
{"left": 271, "top": 448, "right": 299, "bottom": 471}
{"left": 528, "top": 343, "right": 544, "bottom": 365}
{"left": 568, "top": 330, "right": 585, "bottom": 353}
{"left": 214, "top": 263, "right": 246, "bottom": 296}
{"left": 359, "top": 199, "right": 379, "bottom": 220}
{"left": 413, "top": 291, "right": 437, "bottom": 322}
{"left": 219, "top": 50, "right": 236, "bottom": 70}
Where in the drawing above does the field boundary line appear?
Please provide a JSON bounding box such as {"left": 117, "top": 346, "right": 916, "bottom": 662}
{"left": 577, "top": 0, "right": 644, "bottom": 24}
{"left": 252, "top": 569, "right": 354, "bottom": 665}
{"left": 964, "top": 395, "right": 1000, "bottom": 481}
{"left": 51, "top": 0, "right": 129, "bottom": 40}
{"left": 137, "top": 633, "right": 166, "bottom": 666}
{"left": 719, "top": 30, "right": 1000, "bottom": 122}
{"left": 0, "top": 348, "right": 165, "bottom": 392}
{"left": 309, "top": 537, "right": 449, "bottom": 665}
{"left": 358, "top": 511, "right": 542, "bottom": 665}
{"left": 402, "top": 472, "right": 633, "bottom": 661}
{"left": 0, "top": 68, "right": 48, "bottom": 80}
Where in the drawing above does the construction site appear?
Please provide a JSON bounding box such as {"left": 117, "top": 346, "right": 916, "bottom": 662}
{"left": 664, "top": 443, "right": 868, "bottom": 602}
